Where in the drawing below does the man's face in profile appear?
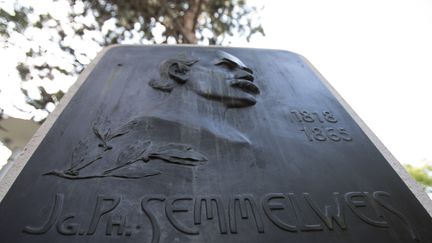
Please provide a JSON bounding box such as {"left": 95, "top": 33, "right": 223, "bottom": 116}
{"left": 184, "top": 50, "right": 260, "bottom": 108}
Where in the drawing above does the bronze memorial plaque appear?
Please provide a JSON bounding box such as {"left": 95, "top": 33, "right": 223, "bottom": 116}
{"left": 0, "top": 46, "right": 431, "bottom": 242}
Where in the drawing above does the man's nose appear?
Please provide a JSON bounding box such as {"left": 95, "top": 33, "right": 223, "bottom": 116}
{"left": 233, "top": 69, "right": 254, "bottom": 82}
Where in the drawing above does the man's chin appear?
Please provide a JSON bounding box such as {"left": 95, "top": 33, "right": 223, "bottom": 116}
{"left": 223, "top": 95, "right": 257, "bottom": 108}
{"left": 196, "top": 92, "right": 257, "bottom": 108}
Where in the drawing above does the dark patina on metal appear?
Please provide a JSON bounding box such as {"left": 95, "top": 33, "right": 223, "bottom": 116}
{"left": 0, "top": 46, "right": 430, "bottom": 243}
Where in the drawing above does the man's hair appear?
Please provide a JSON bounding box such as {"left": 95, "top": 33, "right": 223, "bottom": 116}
{"left": 149, "top": 57, "right": 198, "bottom": 92}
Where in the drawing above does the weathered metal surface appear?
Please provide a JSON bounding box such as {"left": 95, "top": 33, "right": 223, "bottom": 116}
{"left": 0, "top": 46, "right": 431, "bottom": 242}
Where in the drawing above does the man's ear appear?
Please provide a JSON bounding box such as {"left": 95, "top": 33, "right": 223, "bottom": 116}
{"left": 168, "top": 62, "right": 190, "bottom": 84}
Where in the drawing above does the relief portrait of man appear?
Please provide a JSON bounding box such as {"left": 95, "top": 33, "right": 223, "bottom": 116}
{"left": 149, "top": 50, "right": 260, "bottom": 108}
{"left": 45, "top": 50, "right": 261, "bottom": 180}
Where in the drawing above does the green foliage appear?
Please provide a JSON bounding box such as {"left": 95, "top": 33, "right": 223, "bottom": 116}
{"left": 405, "top": 164, "right": 432, "bottom": 187}
{"left": 0, "top": 0, "right": 264, "bottom": 120}
{"left": 0, "top": 6, "right": 30, "bottom": 37}
{"left": 81, "top": 0, "right": 263, "bottom": 44}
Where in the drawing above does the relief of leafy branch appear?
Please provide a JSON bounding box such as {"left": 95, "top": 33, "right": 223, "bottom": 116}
{"left": 44, "top": 119, "right": 207, "bottom": 180}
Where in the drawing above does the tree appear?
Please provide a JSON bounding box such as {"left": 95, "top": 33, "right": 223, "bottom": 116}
{"left": 405, "top": 164, "right": 432, "bottom": 188}
{"left": 0, "top": 0, "right": 264, "bottom": 121}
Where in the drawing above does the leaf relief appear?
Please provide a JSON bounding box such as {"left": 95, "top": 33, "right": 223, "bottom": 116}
{"left": 149, "top": 143, "right": 207, "bottom": 166}
{"left": 44, "top": 117, "right": 208, "bottom": 180}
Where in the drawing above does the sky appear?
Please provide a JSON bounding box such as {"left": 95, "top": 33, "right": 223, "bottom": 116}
{"left": 1, "top": 0, "right": 432, "bottom": 169}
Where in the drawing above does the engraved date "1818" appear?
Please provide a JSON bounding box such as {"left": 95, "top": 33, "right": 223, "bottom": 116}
{"left": 291, "top": 110, "right": 337, "bottom": 123}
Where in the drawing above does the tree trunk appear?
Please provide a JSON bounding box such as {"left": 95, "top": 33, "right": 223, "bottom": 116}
{"left": 182, "top": 0, "right": 202, "bottom": 44}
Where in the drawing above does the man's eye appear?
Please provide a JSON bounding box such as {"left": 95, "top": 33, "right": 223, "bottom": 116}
{"left": 215, "top": 60, "right": 236, "bottom": 69}
{"left": 215, "top": 59, "right": 253, "bottom": 74}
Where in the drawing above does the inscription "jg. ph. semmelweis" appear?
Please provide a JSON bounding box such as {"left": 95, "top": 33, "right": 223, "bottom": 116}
{"left": 23, "top": 191, "right": 419, "bottom": 242}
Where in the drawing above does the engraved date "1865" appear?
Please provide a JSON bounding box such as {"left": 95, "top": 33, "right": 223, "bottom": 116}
{"left": 300, "top": 126, "right": 353, "bottom": 142}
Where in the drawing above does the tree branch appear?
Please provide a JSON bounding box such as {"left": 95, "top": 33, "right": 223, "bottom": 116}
{"left": 160, "top": 0, "right": 196, "bottom": 44}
